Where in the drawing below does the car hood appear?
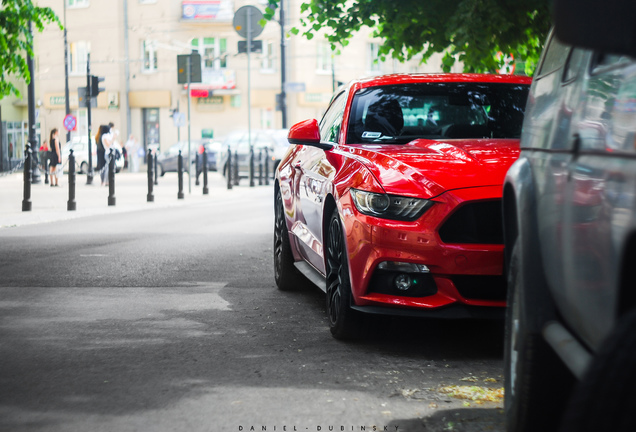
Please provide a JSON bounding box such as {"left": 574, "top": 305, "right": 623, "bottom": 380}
{"left": 347, "top": 138, "right": 520, "bottom": 199}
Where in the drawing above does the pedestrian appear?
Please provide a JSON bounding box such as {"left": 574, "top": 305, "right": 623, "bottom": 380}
{"left": 95, "top": 124, "right": 112, "bottom": 186}
{"left": 48, "top": 129, "right": 61, "bottom": 187}
{"left": 39, "top": 140, "right": 49, "bottom": 173}
{"left": 125, "top": 134, "right": 140, "bottom": 172}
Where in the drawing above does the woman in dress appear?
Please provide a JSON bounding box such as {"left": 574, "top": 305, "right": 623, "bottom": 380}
{"left": 95, "top": 124, "right": 112, "bottom": 186}
{"left": 48, "top": 128, "right": 61, "bottom": 187}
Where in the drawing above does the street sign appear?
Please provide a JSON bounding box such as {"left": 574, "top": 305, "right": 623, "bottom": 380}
{"left": 173, "top": 112, "right": 186, "bottom": 127}
{"left": 233, "top": 5, "right": 264, "bottom": 39}
{"left": 63, "top": 114, "right": 77, "bottom": 132}
{"left": 285, "top": 82, "right": 306, "bottom": 93}
{"left": 238, "top": 40, "right": 263, "bottom": 54}
{"left": 177, "top": 53, "right": 202, "bottom": 84}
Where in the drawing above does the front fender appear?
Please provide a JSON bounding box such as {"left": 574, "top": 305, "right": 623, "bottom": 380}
{"left": 503, "top": 155, "right": 557, "bottom": 331}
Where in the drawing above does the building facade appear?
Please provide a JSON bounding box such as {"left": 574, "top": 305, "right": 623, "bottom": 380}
{"left": 1, "top": 0, "right": 454, "bottom": 169}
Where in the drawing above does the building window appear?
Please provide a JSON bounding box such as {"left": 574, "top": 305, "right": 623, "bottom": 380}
{"left": 67, "top": 0, "right": 89, "bottom": 7}
{"left": 192, "top": 37, "right": 227, "bottom": 70}
{"left": 316, "top": 42, "right": 332, "bottom": 74}
{"left": 368, "top": 42, "right": 381, "bottom": 73}
{"left": 142, "top": 40, "right": 158, "bottom": 73}
{"left": 69, "top": 41, "right": 90, "bottom": 75}
{"left": 261, "top": 40, "right": 274, "bottom": 72}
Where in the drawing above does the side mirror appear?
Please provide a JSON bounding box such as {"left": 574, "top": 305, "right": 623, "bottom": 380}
{"left": 554, "top": 0, "right": 636, "bottom": 56}
{"left": 288, "top": 119, "right": 333, "bottom": 150}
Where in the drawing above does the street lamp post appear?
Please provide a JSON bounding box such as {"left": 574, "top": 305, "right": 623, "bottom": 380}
{"left": 27, "top": 21, "right": 40, "bottom": 184}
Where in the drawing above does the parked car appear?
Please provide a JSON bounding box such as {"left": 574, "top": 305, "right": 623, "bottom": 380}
{"left": 61, "top": 136, "right": 124, "bottom": 174}
{"left": 157, "top": 139, "right": 219, "bottom": 176}
{"left": 502, "top": 1, "right": 636, "bottom": 431}
{"left": 218, "top": 129, "right": 290, "bottom": 182}
{"left": 274, "top": 73, "right": 531, "bottom": 339}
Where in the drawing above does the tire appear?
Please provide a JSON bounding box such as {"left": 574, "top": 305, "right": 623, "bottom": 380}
{"left": 273, "top": 189, "right": 305, "bottom": 291}
{"left": 325, "top": 208, "right": 361, "bottom": 340}
{"left": 80, "top": 162, "right": 88, "bottom": 174}
{"left": 559, "top": 309, "right": 636, "bottom": 432}
{"left": 504, "top": 242, "right": 574, "bottom": 432}
{"left": 159, "top": 164, "right": 165, "bottom": 177}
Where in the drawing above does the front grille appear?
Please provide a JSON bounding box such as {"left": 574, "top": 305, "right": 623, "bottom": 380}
{"left": 438, "top": 200, "right": 503, "bottom": 244}
{"left": 452, "top": 275, "right": 507, "bottom": 301}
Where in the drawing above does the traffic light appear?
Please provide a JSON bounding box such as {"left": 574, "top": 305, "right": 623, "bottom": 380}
{"left": 90, "top": 75, "right": 105, "bottom": 97}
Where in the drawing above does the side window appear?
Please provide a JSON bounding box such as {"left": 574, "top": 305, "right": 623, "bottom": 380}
{"left": 563, "top": 48, "right": 587, "bottom": 83}
{"left": 536, "top": 32, "right": 571, "bottom": 78}
{"left": 319, "top": 92, "right": 347, "bottom": 143}
{"left": 578, "top": 54, "right": 633, "bottom": 153}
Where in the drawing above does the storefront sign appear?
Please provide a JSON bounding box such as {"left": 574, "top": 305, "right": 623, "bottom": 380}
{"left": 182, "top": 0, "right": 233, "bottom": 22}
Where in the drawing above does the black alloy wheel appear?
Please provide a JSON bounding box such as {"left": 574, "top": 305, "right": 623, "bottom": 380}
{"left": 274, "top": 189, "right": 304, "bottom": 291}
{"left": 325, "top": 208, "right": 360, "bottom": 340}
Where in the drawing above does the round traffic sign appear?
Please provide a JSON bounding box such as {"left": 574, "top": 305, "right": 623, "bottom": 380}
{"left": 233, "top": 5, "right": 264, "bottom": 39}
{"left": 63, "top": 114, "right": 77, "bottom": 132}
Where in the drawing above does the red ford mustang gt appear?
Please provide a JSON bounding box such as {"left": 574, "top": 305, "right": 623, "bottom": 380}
{"left": 274, "top": 73, "right": 531, "bottom": 339}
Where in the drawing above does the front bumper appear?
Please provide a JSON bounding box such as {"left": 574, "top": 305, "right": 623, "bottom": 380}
{"left": 341, "top": 185, "right": 506, "bottom": 313}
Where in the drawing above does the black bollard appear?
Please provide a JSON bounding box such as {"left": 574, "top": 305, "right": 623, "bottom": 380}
{"left": 44, "top": 152, "right": 49, "bottom": 185}
{"left": 202, "top": 149, "right": 209, "bottom": 195}
{"left": 22, "top": 144, "right": 32, "bottom": 212}
{"left": 67, "top": 149, "right": 77, "bottom": 211}
{"left": 249, "top": 145, "right": 255, "bottom": 187}
{"left": 195, "top": 153, "right": 200, "bottom": 186}
{"left": 264, "top": 147, "right": 270, "bottom": 186}
{"left": 226, "top": 147, "right": 233, "bottom": 190}
{"left": 177, "top": 150, "right": 184, "bottom": 199}
{"left": 258, "top": 148, "right": 263, "bottom": 185}
{"left": 108, "top": 149, "right": 116, "bottom": 206}
{"left": 154, "top": 152, "right": 158, "bottom": 185}
{"left": 233, "top": 150, "right": 239, "bottom": 186}
{"left": 147, "top": 149, "right": 154, "bottom": 202}
{"left": 31, "top": 149, "right": 41, "bottom": 184}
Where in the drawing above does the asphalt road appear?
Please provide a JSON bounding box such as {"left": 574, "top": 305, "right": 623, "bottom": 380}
{"left": 0, "top": 183, "right": 507, "bottom": 432}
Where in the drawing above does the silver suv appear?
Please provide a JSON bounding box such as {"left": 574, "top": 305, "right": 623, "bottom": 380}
{"left": 503, "top": 2, "right": 636, "bottom": 431}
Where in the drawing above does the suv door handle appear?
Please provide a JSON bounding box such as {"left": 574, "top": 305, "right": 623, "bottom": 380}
{"left": 572, "top": 133, "right": 581, "bottom": 156}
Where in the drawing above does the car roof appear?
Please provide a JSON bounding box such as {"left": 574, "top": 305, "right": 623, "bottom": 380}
{"left": 348, "top": 73, "right": 532, "bottom": 92}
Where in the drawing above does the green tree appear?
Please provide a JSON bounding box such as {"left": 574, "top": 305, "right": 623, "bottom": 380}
{"left": 0, "top": 0, "right": 61, "bottom": 99}
{"left": 264, "top": 0, "right": 551, "bottom": 76}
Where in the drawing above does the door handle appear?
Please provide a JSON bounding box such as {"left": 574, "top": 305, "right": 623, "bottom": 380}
{"left": 572, "top": 133, "right": 581, "bottom": 156}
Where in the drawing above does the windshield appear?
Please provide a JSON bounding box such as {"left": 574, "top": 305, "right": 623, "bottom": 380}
{"left": 346, "top": 82, "right": 530, "bottom": 144}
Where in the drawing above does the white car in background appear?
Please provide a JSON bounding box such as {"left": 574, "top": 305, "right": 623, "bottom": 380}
{"left": 61, "top": 136, "right": 124, "bottom": 174}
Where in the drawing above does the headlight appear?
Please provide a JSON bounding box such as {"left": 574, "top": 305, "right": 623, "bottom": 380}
{"left": 350, "top": 188, "right": 434, "bottom": 221}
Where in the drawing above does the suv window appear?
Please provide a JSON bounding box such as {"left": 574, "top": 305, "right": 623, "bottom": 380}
{"left": 563, "top": 48, "right": 587, "bottom": 83}
{"left": 537, "top": 33, "right": 571, "bottom": 78}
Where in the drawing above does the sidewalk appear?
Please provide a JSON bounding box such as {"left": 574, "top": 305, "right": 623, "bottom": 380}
{"left": 0, "top": 169, "right": 271, "bottom": 228}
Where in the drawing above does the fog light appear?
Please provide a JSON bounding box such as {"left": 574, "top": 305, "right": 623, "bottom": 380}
{"left": 394, "top": 273, "right": 412, "bottom": 291}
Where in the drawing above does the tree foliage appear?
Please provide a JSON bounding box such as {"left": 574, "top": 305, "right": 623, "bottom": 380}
{"left": 264, "top": 0, "right": 551, "bottom": 76}
{"left": 0, "top": 0, "right": 61, "bottom": 99}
